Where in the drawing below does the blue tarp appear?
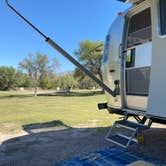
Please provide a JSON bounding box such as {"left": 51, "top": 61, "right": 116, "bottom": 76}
{"left": 56, "top": 147, "right": 166, "bottom": 166}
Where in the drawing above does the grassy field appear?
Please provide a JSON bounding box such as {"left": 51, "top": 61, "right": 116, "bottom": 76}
{"left": 0, "top": 90, "right": 119, "bottom": 134}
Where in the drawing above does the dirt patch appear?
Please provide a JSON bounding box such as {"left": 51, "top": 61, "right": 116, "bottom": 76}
{"left": 73, "top": 119, "right": 101, "bottom": 129}
{"left": 0, "top": 132, "right": 26, "bottom": 144}
{"left": 0, "top": 123, "right": 21, "bottom": 134}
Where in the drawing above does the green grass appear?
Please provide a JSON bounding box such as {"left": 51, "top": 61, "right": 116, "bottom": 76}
{"left": 0, "top": 90, "right": 119, "bottom": 133}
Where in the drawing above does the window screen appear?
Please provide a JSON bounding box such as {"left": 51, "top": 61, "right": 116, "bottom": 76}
{"left": 127, "top": 8, "right": 152, "bottom": 48}
{"left": 160, "top": 0, "right": 166, "bottom": 35}
{"left": 129, "top": 8, "right": 151, "bottom": 33}
{"left": 126, "top": 67, "right": 151, "bottom": 95}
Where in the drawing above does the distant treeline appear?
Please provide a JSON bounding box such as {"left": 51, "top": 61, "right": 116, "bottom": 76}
{"left": 0, "top": 65, "right": 99, "bottom": 91}
{"left": 0, "top": 40, "right": 104, "bottom": 93}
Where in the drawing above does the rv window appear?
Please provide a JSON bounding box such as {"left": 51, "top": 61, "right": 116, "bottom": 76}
{"left": 127, "top": 8, "right": 152, "bottom": 48}
{"left": 102, "top": 35, "right": 110, "bottom": 64}
{"left": 159, "top": 0, "right": 166, "bottom": 35}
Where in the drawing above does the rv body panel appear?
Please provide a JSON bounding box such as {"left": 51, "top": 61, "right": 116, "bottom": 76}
{"left": 102, "top": 11, "right": 128, "bottom": 109}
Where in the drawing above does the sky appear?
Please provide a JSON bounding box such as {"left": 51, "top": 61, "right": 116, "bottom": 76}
{"left": 1, "top": 0, "right": 129, "bottom": 73}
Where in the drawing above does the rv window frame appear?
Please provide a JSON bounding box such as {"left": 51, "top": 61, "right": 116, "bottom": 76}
{"left": 125, "top": 0, "right": 151, "bottom": 48}
{"left": 127, "top": 7, "right": 152, "bottom": 48}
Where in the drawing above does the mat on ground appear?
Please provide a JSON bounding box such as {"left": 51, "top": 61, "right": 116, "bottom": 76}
{"left": 56, "top": 147, "right": 166, "bottom": 166}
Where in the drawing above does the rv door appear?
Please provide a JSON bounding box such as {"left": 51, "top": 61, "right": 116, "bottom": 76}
{"left": 124, "top": 3, "right": 152, "bottom": 111}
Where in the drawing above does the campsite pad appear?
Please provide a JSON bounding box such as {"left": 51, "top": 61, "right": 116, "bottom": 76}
{"left": 56, "top": 147, "right": 166, "bottom": 166}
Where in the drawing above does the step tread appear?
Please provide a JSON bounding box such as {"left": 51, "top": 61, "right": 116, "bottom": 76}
{"left": 116, "top": 120, "right": 148, "bottom": 130}
{"left": 107, "top": 135, "right": 130, "bottom": 147}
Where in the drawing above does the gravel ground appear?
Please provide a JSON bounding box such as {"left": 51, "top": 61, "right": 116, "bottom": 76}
{"left": 128, "top": 127, "right": 166, "bottom": 162}
{"left": 0, "top": 124, "right": 165, "bottom": 166}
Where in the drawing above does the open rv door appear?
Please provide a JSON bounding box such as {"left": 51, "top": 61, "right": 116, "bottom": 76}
{"left": 147, "top": 0, "right": 166, "bottom": 119}
{"left": 124, "top": 1, "right": 152, "bottom": 111}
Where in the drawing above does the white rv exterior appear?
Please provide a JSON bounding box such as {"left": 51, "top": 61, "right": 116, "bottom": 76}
{"left": 102, "top": 0, "right": 166, "bottom": 121}
{"left": 147, "top": 0, "right": 166, "bottom": 119}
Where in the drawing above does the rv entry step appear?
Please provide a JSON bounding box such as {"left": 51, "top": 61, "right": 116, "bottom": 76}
{"left": 106, "top": 120, "right": 149, "bottom": 148}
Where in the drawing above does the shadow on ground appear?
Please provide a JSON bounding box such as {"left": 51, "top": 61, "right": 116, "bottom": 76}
{"left": 22, "top": 120, "right": 71, "bottom": 134}
{"left": 0, "top": 121, "right": 165, "bottom": 166}
{"left": 0, "top": 94, "right": 33, "bottom": 99}
{"left": 0, "top": 121, "right": 110, "bottom": 166}
{"left": 0, "top": 90, "right": 103, "bottom": 99}
{"left": 38, "top": 91, "right": 103, "bottom": 97}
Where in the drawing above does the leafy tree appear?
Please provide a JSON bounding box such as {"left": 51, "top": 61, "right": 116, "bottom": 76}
{"left": 50, "top": 73, "right": 77, "bottom": 91}
{"left": 16, "top": 71, "right": 33, "bottom": 88}
{"left": 60, "top": 73, "right": 78, "bottom": 91}
{"left": 74, "top": 40, "right": 104, "bottom": 89}
{"left": 19, "top": 53, "right": 59, "bottom": 95}
{"left": 77, "top": 76, "right": 98, "bottom": 89}
{"left": 0, "top": 66, "right": 17, "bottom": 90}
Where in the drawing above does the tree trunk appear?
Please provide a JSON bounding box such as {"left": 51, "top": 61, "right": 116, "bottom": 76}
{"left": 34, "top": 86, "right": 37, "bottom": 96}
{"left": 34, "top": 81, "right": 38, "bottom": 96}
{"left": 97, "top": 71, "right": 105, "bottom": 94}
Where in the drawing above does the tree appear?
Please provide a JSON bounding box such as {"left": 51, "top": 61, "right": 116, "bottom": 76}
{"left": 0, "top": 66, "right": 18, "bottom": 90}
{"left": 59, "top": 73, "right": 78, "bottom": 91}
{"left": 19, "top": 53, "right": 59, "bottom": 96}
{"left": 49, "top": 73, "right": 78, "bottom": 91}
{"left": 74, "top": 40, "right": 104, "bottom": 89}
{"left": 16, "top": 71, "right": 33, "bottom": 88}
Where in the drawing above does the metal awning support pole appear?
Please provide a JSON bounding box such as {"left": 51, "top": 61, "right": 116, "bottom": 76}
{"left": 5, "top": 0, "right": 116, "bottom": 97}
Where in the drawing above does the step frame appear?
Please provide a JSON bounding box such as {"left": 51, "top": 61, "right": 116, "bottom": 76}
{"left": 106, "top": 119, "right": 148, "bottom": 148}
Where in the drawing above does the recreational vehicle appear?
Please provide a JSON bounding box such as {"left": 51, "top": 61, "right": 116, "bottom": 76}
{"left": 101, "top": 0, "right": 166, "bottom": 122}
{"left": 5, "top": 0, "right": 166, "bottom": 147}
{"left": 98, "top": 0, "right": 166, "bottom": 147}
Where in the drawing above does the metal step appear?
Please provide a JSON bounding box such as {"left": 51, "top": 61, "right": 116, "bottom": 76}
{"left": 116, "top": 120, "right": 148, "bottom": 131}
{"left": 106, "top": 119, "right": 149, "bottom": 148}
{"left": 106, "top": 135, "right": 135, "bottom": 148}
{"left": 117, "top": 133, "right": 137, "bottom": 143}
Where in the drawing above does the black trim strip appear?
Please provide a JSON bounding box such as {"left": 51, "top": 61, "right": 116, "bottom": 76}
{"left": 126, "top": 93, "right": 148, "bottom": 96}
{"left": 150, "top": 117, "right": 166, "bottom": 125}
{"left": 107, "top": 108, "right": 125, "bottom": 115}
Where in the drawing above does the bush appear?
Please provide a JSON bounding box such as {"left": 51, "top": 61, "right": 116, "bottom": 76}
{"left": 0, "top": 66, "right": 17, "bottom": 90}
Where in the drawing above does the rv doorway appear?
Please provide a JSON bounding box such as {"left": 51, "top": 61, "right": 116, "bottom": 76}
{"left": 125, "top": 7, "right": 152, "bottom": 111}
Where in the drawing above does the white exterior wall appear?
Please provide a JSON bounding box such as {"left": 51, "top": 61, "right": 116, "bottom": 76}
{"left": 147, "top": 0, "right": 166, "bottom": 118}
